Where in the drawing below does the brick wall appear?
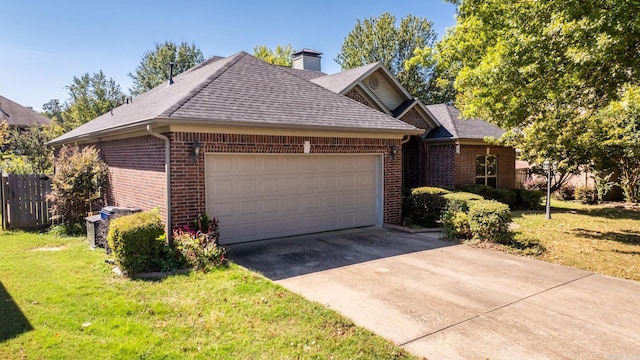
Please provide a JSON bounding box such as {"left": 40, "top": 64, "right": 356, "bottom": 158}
{"left": 425, "top": 143, "right": 456, "bottom": 188}
{"left": 97, "top": 135, "right": 167, "bottom": 223}
{"left": 345, "top": 89, "right": 373, "bottom": 108}
{"left": 170, "top": 132, "right": 403, "bottom": 229}
{"left": 455, "top": 145, "right": 516, "bottom": 189}
{"left": 399, "top": 107, "right": 432, "bottom": 130}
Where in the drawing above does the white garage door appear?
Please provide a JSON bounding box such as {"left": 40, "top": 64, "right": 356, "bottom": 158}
{"left": 205, "top": 154, "right": 381, "bottom": 244}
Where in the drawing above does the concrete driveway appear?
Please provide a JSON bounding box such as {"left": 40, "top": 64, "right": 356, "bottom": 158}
{"left": 229, "top": 227, "right": 640, "bottom": 360}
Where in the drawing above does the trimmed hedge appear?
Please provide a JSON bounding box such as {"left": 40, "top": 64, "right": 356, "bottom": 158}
{"left": 514, "top": 188, "right": 544, "bottom": 210}
{"left": 463, "top": 184, "right": 543, "bottom": 210}
{"left": 403, "top": 187, "right": 451, "bottom": 227}
{"left": 107, "top": 210, "right": 166, "bottom": 275}
{"left": 442, "top": 192, "right": 483, "bottom": 212}
{"left": 468, "top": 200, "right": 512, "bottom": 243}
{"left": 443, "top": 198, "right": 512, "bottom": 243}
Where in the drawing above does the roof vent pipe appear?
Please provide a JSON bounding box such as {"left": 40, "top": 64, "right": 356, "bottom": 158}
{"left": 168, "top": 62, "right": 175, "bottom": 85}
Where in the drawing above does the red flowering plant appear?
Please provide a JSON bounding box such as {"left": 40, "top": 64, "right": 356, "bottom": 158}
{"left": 172, "top": 214, "right": 226, "bottom": 270}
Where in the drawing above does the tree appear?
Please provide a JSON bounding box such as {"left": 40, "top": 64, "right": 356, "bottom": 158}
{"left": 47, "top": 145, "right": 108, "bottom": 227}
{"left": 0, "top": 120, "right": 8, "bottom": 151}
{"left": 335, "top": 12, "right": 451, "bottom": 104}
{"left": 8, "top": 125, "right": 54, "bottom": 174}
{"left": 587, "top": 86, "right": 640, "bottom": 202}
{"left": 433, "top": 0, "right": 640, "bottom": 176}
{"left": 42, "top": 99, "right": 68, "bottom": 137}
{"left": 129, "top": 41, "right": 204, "bottom": 96}
{"left": 253, "top": 44, "right": 294, "bottom": 66}
{"left": 65, "top": 71, "right": 126, "bottom": 129}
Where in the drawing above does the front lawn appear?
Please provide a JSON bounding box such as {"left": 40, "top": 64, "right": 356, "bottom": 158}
{"left": 508, "top": 200, "right": 640, "bottom": 281}
{"left": 0, "top": 231, "right": 415, "bottom": 359}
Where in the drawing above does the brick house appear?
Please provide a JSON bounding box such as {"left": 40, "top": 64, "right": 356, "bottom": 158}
{"left": 302, "top": 52, "right": 516, "bottom": 190}
{"left": 48, "top": 52, "right": 422, "bottom": 244}
{"left": 49, "top": 50, "right": 515, "bottom": 244}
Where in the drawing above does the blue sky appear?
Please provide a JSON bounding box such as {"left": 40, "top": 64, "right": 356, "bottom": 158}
{"left": 1, "top": 1, "right": 457, "bottom": 112}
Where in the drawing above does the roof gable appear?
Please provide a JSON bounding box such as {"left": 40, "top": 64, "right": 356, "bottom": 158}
{"left": 0, "top": 95, "right": 51, "bottom": 127}
{"left": 311, "top": 63, "right": 439, "bottom": 131}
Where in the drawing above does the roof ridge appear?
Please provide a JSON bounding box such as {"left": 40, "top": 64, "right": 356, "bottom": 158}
{"left": 445, "top": 104, "right": 461, "bottom": 138}
{"left": 160, "top": 52, "right": 248, "bottom": 117}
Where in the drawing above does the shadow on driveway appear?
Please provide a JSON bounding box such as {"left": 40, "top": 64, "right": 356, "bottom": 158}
{"left": 227, "top": 226, "right": 451, "bottom": 280}
{"left": 0, "top": 281, "right": 33, "bottom": 342}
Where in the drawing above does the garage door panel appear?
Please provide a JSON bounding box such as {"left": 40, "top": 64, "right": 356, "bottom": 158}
{"left": 238, "top": 179, "right": 256, "bottom": 194}
{"left": 262, "top": 199, "right": 279, "bottom": 213}
{"left": 213, "top": 202, "right": 234, "bottom": 217}
{"left": 238, "top": 157, "right": 257, "bottom": 171}
{"left": 283, "top": 177, "right": 300, "bottom": 192}
{"left": 302, "top": 176, "right": 319, "bottom": 191}
{"left": 239, "top": 201, "right": 257, "bottom": 215}
{"left": 206, "top": 154, "right": 380, "bottom": 244}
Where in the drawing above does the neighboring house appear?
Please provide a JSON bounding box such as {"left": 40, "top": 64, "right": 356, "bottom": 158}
{"left": 0, "top": 95, "right": 51, "bottom": 129}
{"left": 298, "top": 51, "right": 515, "bottom": 190}
{"left": 48, "top": 52, "right": 422, "bottom": 244}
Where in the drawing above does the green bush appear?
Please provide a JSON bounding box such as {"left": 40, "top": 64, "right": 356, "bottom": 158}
{"left": 464, "top": 184, "right": 542, "bottom": 210}
{"left": 441, "top": 192, "right": 482, "bottom": 240}
{"left": 403, "top": 187, "right": 450, "bottom": 227}
{"left": 107, "top": 210, "right": 166, "bottom": 275}
{"left": 468, "top": 200, "right": 512, "bottom": 243}
{"left": 463, "top": 184, "right": 516, "bottom": 207}
{"left": 575, "top": 186, "right": 597, "bottom": 204}
{"left": 514, "top": 188, "right": 545, "bottom": 210}
{"left": 442, "top": 205, "right": 472, "bottom": 240}
{"left": 442, "top": 192, "right": 483, "bottom": 212}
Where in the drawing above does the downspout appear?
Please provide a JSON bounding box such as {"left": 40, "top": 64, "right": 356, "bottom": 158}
{"left": 147, "top": 125, "right": 172, "bottom": 244}
{"left": 400, "top": 135, "right": 411, "bottom": 190}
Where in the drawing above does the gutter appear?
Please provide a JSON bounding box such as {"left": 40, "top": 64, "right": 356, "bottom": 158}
{"left": 146, "top": 125, "right": 172, "bottom": 244}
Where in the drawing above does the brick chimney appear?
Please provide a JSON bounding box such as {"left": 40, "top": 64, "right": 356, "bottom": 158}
{"left": 292, "top": 49, "right": 322, "bottom": 72}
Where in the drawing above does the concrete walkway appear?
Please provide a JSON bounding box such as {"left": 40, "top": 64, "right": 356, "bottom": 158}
{"left": 229, "top": 227, "right": 640, "bottom": 360}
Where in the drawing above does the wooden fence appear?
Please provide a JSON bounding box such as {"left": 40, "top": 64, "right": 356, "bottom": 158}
{"left": 515, "top": 168, "right": 530, "bottom": 188}
{"left": 1, "top": 174, "right": 52, "bottom": 230}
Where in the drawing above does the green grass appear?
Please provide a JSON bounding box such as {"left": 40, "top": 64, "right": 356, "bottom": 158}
{"left": 508, "top": 200, "right": 640, "bottom": 281}
{"left": 0, "top": 231, "right": 416, "bottom": 359}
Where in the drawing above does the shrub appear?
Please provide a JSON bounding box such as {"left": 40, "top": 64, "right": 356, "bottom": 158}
{"left": 403, "top": 187, "right": 450, "bottom": 227}
{"left": 442, "top": 192, "right": 483, "bottom": 212}
{"left": 107, "top": 210, "right": 166, "bottom": 275}
{"left": 173, "top": 214, "right": 226, "bottom": 271}
{"left": 554, "top": 184, "right": 576, "bottom": 200}
{"left": 492, "top": 188, "right": 517, "bottom": 208}
{"left": 47, "top": 145, "right": 108, "bottom": 227}
{"left": 463, "top": 184, "right": 518, "bottom": 209}
{"left": 468, "top": 200, "right": 512, "bottom": 243}
{"left": 575, "top": 186, "right": 597, "bottom": 204}
{"left": 462, "top": 184, "right": 495, "bottom": 199}
{"left": 442, "top": 205, "right": 472, "bottom": 240}
{"left": 514, "top": 188, "right": 545, "bottom": 210}
{"left": 523, "top": 177, "right": 547, "bottom": 191}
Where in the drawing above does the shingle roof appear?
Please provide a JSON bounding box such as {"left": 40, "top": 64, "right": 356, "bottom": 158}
{"left": 424, "top": 104, "right": 504, "bottom": 141}
{"left": 50, "top": 52, "right": 419, "bottom": 145}
{"left": 0, "top": 95, "right": 51, "bottom": 127}
{"left": 310, "top": 62, "right": 380, "bottom": 93}
{"left": 278, "top": 66, "right": 326, "bottom": 81}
